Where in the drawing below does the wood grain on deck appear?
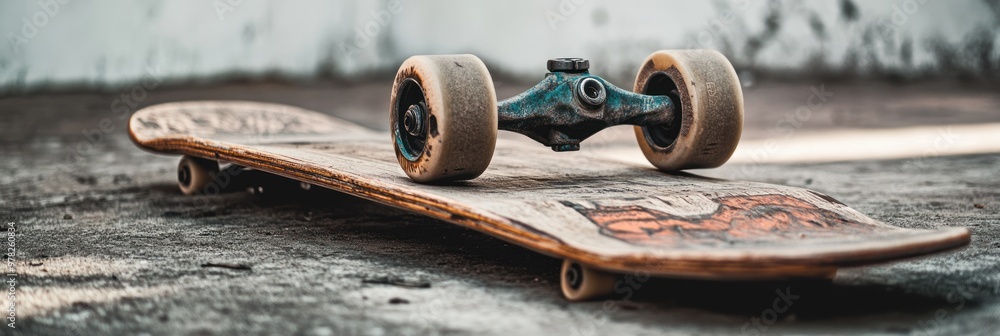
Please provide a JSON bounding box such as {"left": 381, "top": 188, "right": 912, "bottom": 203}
{"left": 129, "top": 101, "right": 970, "bottom": 278}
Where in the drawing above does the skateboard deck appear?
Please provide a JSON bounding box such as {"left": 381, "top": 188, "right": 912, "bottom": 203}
{"left": 129, "top": 101, "right": 970, "bottom": 295}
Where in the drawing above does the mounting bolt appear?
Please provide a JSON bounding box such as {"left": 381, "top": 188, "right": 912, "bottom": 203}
{"left": 403, "top": 103, "right": 426, "bottom": 137}
{"left": 547, "top": 58, "right": 590, "bottom": 73}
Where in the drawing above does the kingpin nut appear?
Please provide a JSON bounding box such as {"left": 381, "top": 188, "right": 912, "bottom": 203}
{"left": 547, "top": 58, "right": 590, "bottom": 73}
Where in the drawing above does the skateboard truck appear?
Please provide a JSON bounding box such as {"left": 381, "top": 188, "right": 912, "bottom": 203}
{"left": 497, "top": 58, "right": 676, "bottom": 151}
{"left": 391, "top": 51, "right": 744, "bottom": 183}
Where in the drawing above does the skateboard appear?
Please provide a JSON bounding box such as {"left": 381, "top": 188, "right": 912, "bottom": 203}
{"left": 129, "top": 51, "right": 971, "bottom": 301}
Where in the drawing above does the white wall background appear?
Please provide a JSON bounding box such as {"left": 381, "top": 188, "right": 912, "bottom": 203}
{"left": 1, "top": 0, "right": 997, "bottom": 92}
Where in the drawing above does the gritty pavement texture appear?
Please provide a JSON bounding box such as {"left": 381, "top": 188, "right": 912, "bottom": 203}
{"left": 1, "top": 80, "right": 999, "bottom": 335}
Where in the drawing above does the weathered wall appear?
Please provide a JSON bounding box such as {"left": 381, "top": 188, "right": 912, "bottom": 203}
{"left": 1, "top": 0, "right": 998, "bottom": 92}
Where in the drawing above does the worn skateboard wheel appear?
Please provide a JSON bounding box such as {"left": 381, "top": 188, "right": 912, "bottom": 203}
{"left": 633, "top": 50, "right": 743, "bottom": 171}
{"left": 176, "top": 155, "right": 219, "bottom": 196}
{"left": 560, "top": 260, "right": 617, "bottom": 301}
{"left": 390, "top": 54, "right": 498, "bottom": 183}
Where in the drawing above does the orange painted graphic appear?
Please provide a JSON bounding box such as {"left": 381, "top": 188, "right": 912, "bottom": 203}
{"left": 563, "top": 194, "right": 876, "bottom": 246}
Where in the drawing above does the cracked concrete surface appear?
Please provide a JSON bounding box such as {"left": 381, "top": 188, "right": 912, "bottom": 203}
{"left": 1, "top": 80, "right": 998, "bottom": 335}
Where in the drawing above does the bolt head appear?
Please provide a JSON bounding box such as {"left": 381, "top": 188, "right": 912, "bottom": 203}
{"left": 547, "top": 58, "right": 590, "bottom": 72}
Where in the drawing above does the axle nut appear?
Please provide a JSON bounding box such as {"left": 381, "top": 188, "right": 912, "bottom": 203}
{"left": 403, "top": 103, "right": 425, "bottom": 137}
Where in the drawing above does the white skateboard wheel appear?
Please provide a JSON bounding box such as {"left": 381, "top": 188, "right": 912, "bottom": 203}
{"left": 560, "top": 260, "right": 617, "bottom": 301}
{"left": 390, "top": 54, "right": 498, "bottom": 183}
{"left": 176, "top": 155, "right": 219, "bottom": 196}
{"left": 633, "top": 50, "right": 744, "bottom": 171}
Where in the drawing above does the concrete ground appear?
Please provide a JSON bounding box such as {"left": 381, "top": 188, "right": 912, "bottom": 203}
{"left": 1, "top": 79, "right": 999, "bottom": 335}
